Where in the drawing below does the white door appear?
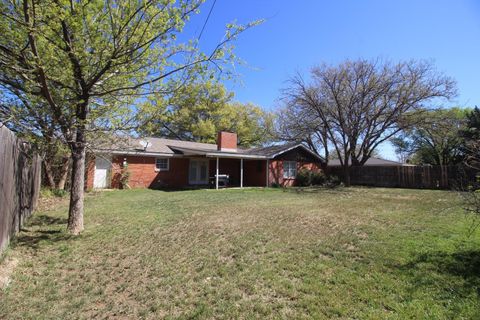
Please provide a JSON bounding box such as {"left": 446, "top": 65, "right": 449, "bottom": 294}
{"left": 94, "top": 157, "right": 111, "bottom": 188}
{"left": 189, "top": 159, "right": 209, "bottom": 185}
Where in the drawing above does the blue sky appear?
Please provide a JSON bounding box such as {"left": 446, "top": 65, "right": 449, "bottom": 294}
{"left": 185, "top": 0, "right": 480, "bottom": 159}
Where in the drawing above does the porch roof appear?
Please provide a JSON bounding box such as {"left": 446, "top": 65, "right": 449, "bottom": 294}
{"left": 168, "top": 146, "right": 268, "bottom": 159}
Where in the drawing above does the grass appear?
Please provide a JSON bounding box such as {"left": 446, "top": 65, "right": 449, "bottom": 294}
{"left": 1, "top": 187, "right": 479, "bottom": 319}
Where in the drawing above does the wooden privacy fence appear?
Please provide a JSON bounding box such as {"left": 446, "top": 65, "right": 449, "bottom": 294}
{"left": 0, "top": 125, "right": 42, "bottom": 253}
{"left": 328, "top": 165, "right": 478, "bottom": 189}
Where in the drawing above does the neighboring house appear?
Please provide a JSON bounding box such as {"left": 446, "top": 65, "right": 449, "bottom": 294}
{"left": 328, "top": 157, "right": 406, "bottom": 167}
{"left": 86, "top": 131, "right": 324, "bottom": 189}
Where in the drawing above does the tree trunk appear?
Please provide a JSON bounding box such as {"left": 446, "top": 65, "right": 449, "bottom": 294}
{"left": 57, "top": 157, "right": 70, "bottom": 190}
{"left": 43, "top": 161, "right": 56, "bottom": 189}
{"left": 68, "top": 146, "right": 85, "bottom": 234}
{"left": 343, "top": 164, "right": 351, "bottom": 187}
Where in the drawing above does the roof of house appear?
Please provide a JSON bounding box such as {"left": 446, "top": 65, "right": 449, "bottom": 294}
{"left": 96, "top": 137, "right": 324, "bottom": 161}
{"left": 328, "top": 157, "right": 404, "bottom": 166}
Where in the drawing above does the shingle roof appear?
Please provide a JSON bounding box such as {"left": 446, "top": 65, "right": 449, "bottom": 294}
{"left": 141, "top": 137, "right": 218, "bottom": 153}
{"left": 99, "top": 137, "right": 217, "bottom": 154}
{"left": 97, "top": 136, "right": 324, "bottom": 161}
{"left": 244, "top": 142, "right": 300, "bottom": 157}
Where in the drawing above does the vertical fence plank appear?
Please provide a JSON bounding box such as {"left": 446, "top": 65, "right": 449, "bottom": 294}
{"left": 327, "top": 164, "right": 477, "bottom": 189}
{"left": 0, "top": 125, "right": 42, "bottom": 254}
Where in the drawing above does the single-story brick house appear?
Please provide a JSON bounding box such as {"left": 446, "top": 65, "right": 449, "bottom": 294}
{"left": 86, "top": 132, "right": 324, "bottom": 189}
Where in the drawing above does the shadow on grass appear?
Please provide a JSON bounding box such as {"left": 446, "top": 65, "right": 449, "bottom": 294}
{"left": 26, "top": 214, "right": 67, "bottom": 226}
{"left": 283, "top": 186, "right": 350, "bottom": 194}
{"left": 401, "top": 249, "right": 480, "bottom": 298}
{"left": 14, "top": 214, "right": 77, "bottom": 250}
{"left": 13, "top": 231, "right": 74, "bottom": 250}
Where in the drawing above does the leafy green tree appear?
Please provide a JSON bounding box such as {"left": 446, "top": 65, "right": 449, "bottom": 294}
{"left": 459, "top": 107, "right": 480, "bottom": 229}
{"left": 462, "top": 106, "right": 480, "bottom": 168}
{"left": 0, "top": 0, "right": 256, "bottom": 234}
{"left": 0, "top": 93, "right": 71, "bottom": 189}
{"left": 392, "top": 107, "right": 468, "bottom": 165}
{"left": 142, "top": 81, "right": 274, "bottom": 147}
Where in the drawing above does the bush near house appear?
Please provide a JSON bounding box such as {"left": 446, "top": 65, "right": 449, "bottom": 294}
{"left": 296, "top": 169, "right": 326, "bottom": 186}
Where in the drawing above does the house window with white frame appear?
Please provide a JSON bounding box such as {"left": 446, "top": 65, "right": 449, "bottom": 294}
{"left": 155, "top": 158, "right": 169, "bottom": 171}
{"left": 283, "top": 161, "right": 297, "bottom": 179}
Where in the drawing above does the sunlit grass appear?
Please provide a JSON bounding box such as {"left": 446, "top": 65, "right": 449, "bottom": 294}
{"left": 1, "top": 187, "right": 479, "bottom": 319}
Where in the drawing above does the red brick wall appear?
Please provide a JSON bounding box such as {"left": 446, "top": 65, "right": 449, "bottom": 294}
{"left": 217, "top": 132, "right": 237, "bottom": 150}
{"left": 109, "top": 155, "right": 189, "bottom": 189}
{"left": 269, "top": 160, "right": 322, "bottom": 187}
{"left": 244, "top": 160, "right": 267, "bottom": 187}
{"left": 85, "top": 155, "right": 95, "bottom": 190}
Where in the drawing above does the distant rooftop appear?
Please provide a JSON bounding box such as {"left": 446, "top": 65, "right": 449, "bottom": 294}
{"left": 328, "top": 157, "right": 404, "bottom": 166}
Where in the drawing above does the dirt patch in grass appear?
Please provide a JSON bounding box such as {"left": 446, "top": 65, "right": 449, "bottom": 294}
{"left": 36, "top": 195, "right": 69, "bottom": 212}
{"left": 0, "top": 256, "right": 18, "bottom": 290}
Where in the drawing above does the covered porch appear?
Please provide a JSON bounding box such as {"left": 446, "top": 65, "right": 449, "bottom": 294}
{"left": 208, "top": 157, "right": 269, "bottom": 189}
{"left": 173, "top": 146, "right": 269, "bottom": 189}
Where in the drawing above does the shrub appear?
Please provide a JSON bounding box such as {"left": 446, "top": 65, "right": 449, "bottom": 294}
{"left": 119, "top": 168, "right": 131, "bottom": 189}
{"left": 311, "top": 171, "right": 326, "bottom": 185}
{"left": 52, "top": 188, "right": 68, "bottom": 197}
{"left": 40, "top": 188, "right": 68, "bottom": 198}
{"left": 296, "top": 169, "right": 313, "bottom": 186}
{"left": 296, "top": 169, "right": 326, "bottom": 186}
{"left": 462, "top": 175, "right": 480, "bottom": 232}
{"left": 324, "top": 175, "right": 342, "bottom": 188}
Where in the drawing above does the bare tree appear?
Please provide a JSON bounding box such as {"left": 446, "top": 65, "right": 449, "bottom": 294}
{"left": 281, "top": 59, "right": 456, "bottom": 185}
{"left": 276, "top": 102, "right": 329, "bottom": 165}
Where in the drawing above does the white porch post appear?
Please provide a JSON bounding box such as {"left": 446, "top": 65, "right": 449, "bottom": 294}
{"left": 240, "top": 158, "right": 244, "bottom": 188}
{"left": 215, "top": 157, "right": 219, "bottom": 190}
{"left": 266, "top": 159, "right": 269, "bottom": 187}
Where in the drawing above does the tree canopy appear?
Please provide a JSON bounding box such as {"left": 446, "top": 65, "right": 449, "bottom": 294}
{"left": 0, "top": 0, "right": 256, "bottom": 233}
{"left": 462, "top": 106, "right": 480, "bottom": 170}
{"left": 391, "top": 107, "right": 469, "bottom": 166}
{"left": 279, "top": 59, "right": 456, "bottom": 185}
{"left": 141, "top": 81, "right": 274, "bottom": 147}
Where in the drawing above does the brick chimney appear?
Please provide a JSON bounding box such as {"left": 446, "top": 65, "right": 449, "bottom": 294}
{"left": 217, "top": 131, "right": 237, "bottom": 151}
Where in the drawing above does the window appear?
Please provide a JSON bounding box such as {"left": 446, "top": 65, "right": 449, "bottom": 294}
{"left": 155, "top": 158, "right": 169, "bottom": 171}
{"left": 283, "top": 161, "right": 297, "bottom": 179}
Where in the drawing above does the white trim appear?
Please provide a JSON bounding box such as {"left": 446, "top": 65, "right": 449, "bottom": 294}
{"left": 206, "top": 152, "right": 268, "bottom": 159}
{"left": 155, "top": 157, "right": 169, "bottom": 171}
{"left": 97, "top": 150, "right": 180, "bottom": 157}
{"left": 218, "top": 147, "right": 238, "bottom": 152}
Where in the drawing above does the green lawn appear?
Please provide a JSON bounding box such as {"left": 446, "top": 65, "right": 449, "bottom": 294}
{"left": 1, "top": 187, "right": 479, "bottom": 319}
